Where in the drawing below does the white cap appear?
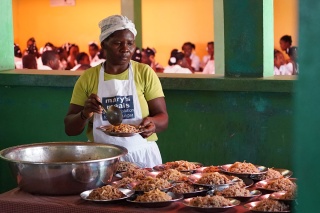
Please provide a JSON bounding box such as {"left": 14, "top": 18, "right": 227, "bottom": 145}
{"left": 99, "top": 15, "right": 137, "bottom": 42}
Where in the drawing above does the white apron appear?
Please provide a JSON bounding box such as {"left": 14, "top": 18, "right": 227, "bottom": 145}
{"left": 93, "top": 63, "right": 162, "bottom": 168}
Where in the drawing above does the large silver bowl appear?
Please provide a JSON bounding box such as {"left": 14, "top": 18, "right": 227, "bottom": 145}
{"left": 0, "top": 142, "right": 127, "bottom": 195}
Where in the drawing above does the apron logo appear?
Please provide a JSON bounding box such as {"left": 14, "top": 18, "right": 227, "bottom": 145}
{"left": 101, "top": 95, "right": 135, "bottom": 120}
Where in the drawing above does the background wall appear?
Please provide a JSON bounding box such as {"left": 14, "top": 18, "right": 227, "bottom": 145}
{"left": 12, "top": 0, "right": 297, "bottom": 67}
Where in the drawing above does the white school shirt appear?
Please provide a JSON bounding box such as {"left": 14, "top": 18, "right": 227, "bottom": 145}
{"left": 163, "top": 65, "right": 192, "bottom": 74}
{"left": 202, "top": 60, "right": 215, "bottom": 74}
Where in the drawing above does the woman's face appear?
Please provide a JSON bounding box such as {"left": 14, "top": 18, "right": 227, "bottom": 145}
{"left": 102, "top": 29, "right": 136, "bottom": 65}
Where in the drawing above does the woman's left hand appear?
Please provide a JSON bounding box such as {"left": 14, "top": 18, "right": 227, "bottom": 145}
{"left": 139, "top": 117, "right": 156, "bottom": 138}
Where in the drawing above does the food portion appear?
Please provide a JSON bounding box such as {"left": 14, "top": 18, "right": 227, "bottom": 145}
{"left": 197, "top": 172, "right": 231, "bottom": 185}
{"left": 87, "top": 185, "right": 125, "bottom": 200}
{"left": 108, "top": 123, "right": 139, "bottom": 133}
{"left": 231, "top": 177, "right": 246, "bottom": 187}
{"left": 117, "top": 161, "right": 139, "bottom": 172}
{"left": 133, "top": 177, "right": 171, "bottom": 192}
{"left": 122, "top": 168, "right": 149, "bottom": 180}
{"left": 156, "top": 169, "right": 188, "bottom": 181}
{"left": 278, "top": 189, "right": 296, "bottom": 200}
{"left": 265, "top": 178, "right": 297, "bottom": 192}
{"left": 135, "top": 188, "right": 172, "bottom": 202}
{"left": 251, "top": 199, "right": 289, "bottom": 211}
{"left": 189, "top": 195, "right": 233, "bottom": 208}
{"left": 262, "top": 168, "right": 283, "bottom": 180}
{"left": 162, "top": 160, "right": 199, "bottom": 171}
{"left": 228, "top": 161, "right": 260, "bottom": 173}
{"left": 170, "top": 182, "right": 196, "bottom": 194}
{"left": 275, "top": 187, "right": 297, "bottom": 200}
{"left": 112, "top": 177, "right": 135, "bottom": 188}
{"left": 215, "top": 184, "right": 251, "bottom": 197}
{"left": 202, "top": 166, "right": 220, "bottom": 173}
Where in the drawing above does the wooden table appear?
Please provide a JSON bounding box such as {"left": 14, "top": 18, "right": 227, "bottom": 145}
{"left": 0, "top": 188, "right": 252, "bottom": 213}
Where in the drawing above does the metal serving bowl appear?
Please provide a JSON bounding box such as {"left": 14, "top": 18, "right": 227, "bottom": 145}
{"left": 0, "top": 142, "right": 127, "bottom": 195}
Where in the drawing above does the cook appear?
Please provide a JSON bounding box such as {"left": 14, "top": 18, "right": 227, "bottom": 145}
{"left": 64, "top": 15, "right": 168, "bottom": 167}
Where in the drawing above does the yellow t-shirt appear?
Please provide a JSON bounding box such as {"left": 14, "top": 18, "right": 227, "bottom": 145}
{"left": 70, "top": 60, "right": 165, "bottom": 142}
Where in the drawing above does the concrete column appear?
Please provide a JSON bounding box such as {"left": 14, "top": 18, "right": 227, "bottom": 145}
{"left": 294, "top": 1, "right": 320, "bottom": 212}
{"left": 215, "top": 0, "right": 273, "bottom": 77}
{"left": 0, "top": 0, "right": 14, "bottom": 71}
{"left": 121, "top": 0, "right": 142, "bottom": 48}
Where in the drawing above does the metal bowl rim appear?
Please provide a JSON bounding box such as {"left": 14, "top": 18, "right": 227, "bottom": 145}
{"left": 0, "top": 141, "right": 128, "bottom": 164}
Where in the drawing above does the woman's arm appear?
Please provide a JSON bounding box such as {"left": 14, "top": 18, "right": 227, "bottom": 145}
{"left": 64, "top": 94, "right": 102, "bottom": 136}
{"left": 140, "top": 97, "right": 168, "bottom": 138}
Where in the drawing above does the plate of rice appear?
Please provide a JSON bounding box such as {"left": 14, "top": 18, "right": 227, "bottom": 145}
{"left": 195, "top": 166, "right": 221, "bottom": 173}
{"left": 80, "top": 185, "right": 134, "bottom": 203}
{"left": 182, "top": 195, "right": 240, "bottom": 212}
{"left": 116, "top": 161, "right": 141, "bottom": 173}
{"left": 126, "top": 189, "right": 183, "bottom": 207}
{"left": 168, "top": 181, "right": 209, "bottom": 198}
{"left": 188, "top": 172, "right": 234, "bottom": 190}
{"left": 244, "top": 199, "right": 290, "bottom": 212}
{"left": 97, "top": 124, "right": 143, "bottom": 137}
{"left": 128, "top": 177, "right": 174, "bottom": 193}
{"left": 270, "top": 190, "right": 297, "bottom": 201}
{"left": 255, "top": 178, "right": 297, "bottom": 193}
{"left": 219, "top": 162, "right": 268, "bottom": 178}
{"left": 153, "top": 160, "right": 203, "bottom": 172}
{"left": 250, "top": 168, "right": 293, "bottom": 181}
{"left": 214, "top": 183, "right": 262, "bottom": 202}
{"left": 146, "top": 169, "right": 189, "bottom": 182}
{"left": 115, "top": 167, "right": 152, "bottom": 180}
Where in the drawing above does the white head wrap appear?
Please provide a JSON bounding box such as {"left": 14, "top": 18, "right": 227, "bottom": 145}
{"left": 99, "top": 15, "right": 137, "bottom": 42}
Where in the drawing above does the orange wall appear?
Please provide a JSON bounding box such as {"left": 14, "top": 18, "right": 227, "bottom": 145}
{"left": 12, "top": 0, "right": 297, "bottom": 66}
{"left": 141, "top": 0, "right": 214, "bottom": 67}
{"left": 12, "top": 0, "right": 121, "bottom": 55}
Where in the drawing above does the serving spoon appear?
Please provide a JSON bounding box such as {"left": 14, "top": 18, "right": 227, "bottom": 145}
{"left": 97, "top": 102, "right": 123, "bottom": 126}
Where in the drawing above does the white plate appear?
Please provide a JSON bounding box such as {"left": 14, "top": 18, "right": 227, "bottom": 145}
{"left": 80, "top": 188, "right": 134, "bottom": 202}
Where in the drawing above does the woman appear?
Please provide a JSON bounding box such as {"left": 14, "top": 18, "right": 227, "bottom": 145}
{"left": 64, "top": 15, "right": 168, "bottom": 167}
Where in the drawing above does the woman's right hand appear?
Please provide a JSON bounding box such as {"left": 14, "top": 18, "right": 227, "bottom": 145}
{"left": 82, "top": 94, "right": 103, "bottom": 119}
